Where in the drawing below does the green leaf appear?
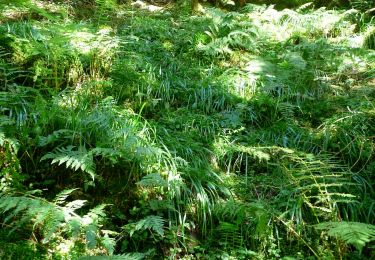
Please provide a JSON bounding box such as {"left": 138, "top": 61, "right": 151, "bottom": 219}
{"left": 41, "top": 146, "right": 96, "bottom": 180}
{"left": 132, "top": 215, "right": 165, "bottom": 237}
{"left": 137, "top": 173, "right": 168, "bottom": 188}
{"left": 315, "top": 221, "right": 375, "bottom": 252}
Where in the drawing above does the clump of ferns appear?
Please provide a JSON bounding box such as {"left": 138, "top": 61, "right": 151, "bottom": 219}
{"left": 0, "top": 23, "right": 72, "bottom": 89}
{"left": 317, "top": 110, "right": 375, "bottom": 171}
{"left": 212, "top": 138, "right": 358, "bottom": 221}
{"left": 0, "top": 86, "right": 178, "bottom": 193}
{"left": 93, "top": 0, "right": 117, "bottom": 25}
{"left": 262, "top": 151, "right": 359, "bottom": 256}
{"left": 278, "top": 155, "right": 357, "bottom": 221}
{"left": 0, "top": 189, "right": 115, "bottom": 256}
{"left": 195, "top": 9, "right": 259, "bottom": 58}
{"left": 211, "top": 200, "right": 271, "bottom": 250}
{"left": 0, "top": 91, "right": 170, "bottom": 192}
{"left": 1, "top": 20, "right": 119, "bottom": 90}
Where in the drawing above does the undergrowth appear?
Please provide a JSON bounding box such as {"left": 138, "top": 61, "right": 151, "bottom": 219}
{"left": 0, "top": 0, "right": 374, "bottom": 259}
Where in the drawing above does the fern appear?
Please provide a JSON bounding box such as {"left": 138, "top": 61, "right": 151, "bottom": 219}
{"left": 315, "top": 221, "right": 375, "bottom": 252}
{"left": 216, "top": 141, "right": 358, "bottom": 220}
{"left": 41, "top": 145, "right": 96, "bottom": 180}
{"left": 217, "top": 221, "right": 244, "bottom": 248}
{"left": 0, "top": 50, "right": 26, "bottom": 91}
{"left": 213, "top": 200, "right": 270, "bottom": 249}
{"left": 278, "top": 152, "right": 358, "bottom": 220}
{"left": 137, "top": 173, "right": 168, "bottom": 188}
{"left": 77, "top": 250, "right": 153, "bottom": 260}
{"left": 95, "top": 0, "right": 117, "bottom": 24}
{"left": 34, "top": 95, "right": 172, "bottom": 189}
{"left": 0, "top": 190, "right": 114, "bottom": 254}
{"left": 127, "top": 215, "right": 165, "bottom": 237}
{"left": 196, "top": 10, "right": 259, "bottom": 57}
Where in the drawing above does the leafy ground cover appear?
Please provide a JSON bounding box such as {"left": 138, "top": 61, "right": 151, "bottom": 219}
{"left": 0, "top": 0, "right": 374, "bottom": 259}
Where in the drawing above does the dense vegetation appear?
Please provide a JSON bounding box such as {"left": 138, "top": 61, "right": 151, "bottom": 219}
{"left": 0, "top": 0, "right": 374, "bottom": 259}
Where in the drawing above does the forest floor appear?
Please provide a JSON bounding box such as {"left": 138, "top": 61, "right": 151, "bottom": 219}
{"left": 0, "top": 0, "right": 374, "bottom": 259}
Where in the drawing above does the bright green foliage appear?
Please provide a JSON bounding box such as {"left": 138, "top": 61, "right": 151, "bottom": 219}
{"left": 41, "top": 145, "right": 96, "bottom": 180}
{"left": 0, "top": 0, "right": 374, "bottom": 258}
{"left": 129, "top": 215, "right": 165, "bottom": 236}
{"left": 315, "top": 221, "right": 375, "bottom": 252}
{"left": 78, "top": 251, "right": 151, "bottom": 260}
{"left": 0, "top": 190, "right": 114, "bottom": 256}
{"left": 137, "top": 173, "right": 168, "bottom": 188}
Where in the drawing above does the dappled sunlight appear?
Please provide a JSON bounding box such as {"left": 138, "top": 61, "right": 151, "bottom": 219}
{"left": 244, "top": 5, "right": 358, "bottom": 42}
{"left": 66, "top": 27, "right": 119, "bottom": 55}
{"left": 1, "top": 0, "right": 375, "bottom": 258}
{"left": 67, "top": 31, "right": 97, "bottom": 54}
{"left": 0, "top": 0, "right": 68, "bottom": 23}
{"left": 131, "top": 0, "right": 165, "bottom": 12}
{"left": 0, "top": 4, "right": 30, "bottom": 23}
{"left": 31, "top": 0, "right": 67, "bottom": 14}
{"left": 343, "top": 34, "right": 365, "bottom": 48}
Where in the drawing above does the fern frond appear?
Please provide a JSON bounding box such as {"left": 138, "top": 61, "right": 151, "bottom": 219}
{"left": 0, "top": 195, "right": 64, "bottom": 242}
{"left": 77, "top": 251, "right": 150, "bottom": 260}
{"left": 41, "top": 145, "right": 96, "bottom": 180}
{"left": 54, "top": 189, "right": 80, "bottom": 205}
{"left": 128, "top": 215, "right": 165, "bottom": 237}
{"left": 217, "top": 221, "right": 243, "bottom": 248}
{"left": 137, "top": 173, "right": 168, "bottom": 188}
{"left": 135, "top": 215, "right": 165, "bottom": 236}
{"left": 315, "top": 221, "right": 375, "bottom": 252}
{"left": 0, "top": 191, "right": 113, "bottom": 253}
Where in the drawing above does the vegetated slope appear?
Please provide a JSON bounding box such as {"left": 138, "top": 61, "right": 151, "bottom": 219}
{"left": 0, "top": 0, "right": 374, "bottom": 259}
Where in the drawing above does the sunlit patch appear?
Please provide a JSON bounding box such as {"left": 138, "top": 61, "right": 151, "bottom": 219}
{"left": 55, "top": 91, "right": 80, "bottom": 110}
{"left": 132, "top": 0, "right": 164, "bottom": 12}
{"left": 66, "top": 27, "right": 119, "bottom": 55}
{"left": 339, "top": 56, "right": 368, "bottom": 75}
{"left": 243, "top": 6, "right": 359, "bottom": 42}
{"left": 262, "top": 7, "right": 282, "bottom": 23}
{"left": 0, "top": 0, "right": 67, "bottom": 22}
{"left": 55, "top": 240, "right": 74, "bottom": 256}
{"left": 67, "top": 31, "right": 96, "bottom": 54}
{"left": 31, "top": 0, "right": 63, "bottom": 13}
{"left": 0, "top": 5, "right": 29, "bottom": 21}
{"left": 163, "top": 41, "right": 173, "bottom": 50}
